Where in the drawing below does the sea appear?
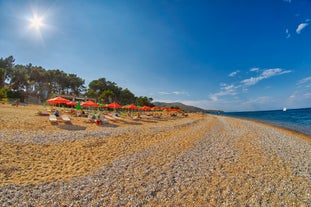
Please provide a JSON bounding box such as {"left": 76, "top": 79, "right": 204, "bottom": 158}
{"left": 224, "top": 108, "right": 311, "bottom": 136}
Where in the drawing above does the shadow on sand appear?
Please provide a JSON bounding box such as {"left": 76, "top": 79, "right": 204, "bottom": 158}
{"left": 58, "top": 124, "right": 87, "bottom": 131}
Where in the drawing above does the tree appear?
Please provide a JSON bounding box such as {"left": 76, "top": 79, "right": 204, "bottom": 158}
{"left": 136, "top": 96, "right": 154, "bottom": 106}
{"left": 67, "top": 74, "right": 85, "bottom": 95}
{"left": 10, "top": 65, "right": 29, "bottom": 90}
{"left": 0, "top": 87, "right": 7, "bottom": 99}
{"left": 28, "top": 65, "right": 47, "bottom": 95}
{"left": 0, "top": 56, "right": 15, "bottom": 87}
{"left": 119, "top": 88, "right": 136, "bottom": 105}
{"left": 99, "top": 90, "right": 114, "bottom": 103}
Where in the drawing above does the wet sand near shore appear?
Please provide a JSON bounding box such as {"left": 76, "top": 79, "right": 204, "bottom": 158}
{"left": 0, "top": 104, "right": 310, "bottom": 206}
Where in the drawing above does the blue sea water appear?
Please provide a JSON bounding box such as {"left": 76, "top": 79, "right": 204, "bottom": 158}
{"left": 224, "top": 108, "right": 311, "bottom": 136}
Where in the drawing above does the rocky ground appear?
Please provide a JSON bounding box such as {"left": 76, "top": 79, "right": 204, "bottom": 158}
{"left": 0, "top": 105, "right": 310, "bottom": 206}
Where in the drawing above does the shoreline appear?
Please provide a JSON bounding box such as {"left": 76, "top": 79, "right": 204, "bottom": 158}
{"left": 0, "top": 104, "right": 310, "bottom": 206}
{"left": 223, "top": 108, "right": 311, "bottom": 137}
{"left": 223, "top": 115, "right": 311, "bottom": 141}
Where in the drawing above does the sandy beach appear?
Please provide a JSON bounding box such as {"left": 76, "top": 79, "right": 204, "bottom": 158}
{"left": 0, "top": 104, "right": 310, "bottom": 206}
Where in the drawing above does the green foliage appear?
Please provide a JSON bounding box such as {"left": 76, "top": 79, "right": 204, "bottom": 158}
{"left": 136, "top": 96, "right": 154, "bottom": 107}
{"left": 0, "top": 55, "right": 154, "bottom": 105}
{"left": 99, "top": 90, "right": 114, "bottom": 103}
{"left": 10, "top": 65, "right": 29, "bottom": 90}
{"left": 119, "top": 88, "right": 135, "bottom": 105}
{"left": 0, "top": 87, "right": 8, "bottom": 99}
{"left": 0, "top": 56, "right": 15, "bottom": 87}
{"left": 7, "top": 90, "right": 20, "bottom": 99}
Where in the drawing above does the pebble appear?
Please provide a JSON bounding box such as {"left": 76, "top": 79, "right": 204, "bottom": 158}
{"left": 0, "top": 116, "right": 310, "bottom": 206}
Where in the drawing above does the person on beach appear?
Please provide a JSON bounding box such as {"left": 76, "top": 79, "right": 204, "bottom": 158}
{"left": 15, "top": 100, "right": 19, "bottom": 107}
{"left": 54, "top": 110, "right": 60, "bottom": 117}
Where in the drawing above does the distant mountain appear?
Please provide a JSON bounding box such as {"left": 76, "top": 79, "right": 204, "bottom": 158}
{"left": 153, "top": 102, "right": 223, "bottom": 113}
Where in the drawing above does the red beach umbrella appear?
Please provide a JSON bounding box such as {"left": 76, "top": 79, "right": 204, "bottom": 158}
{"left": 102, "top": 104, "right": 110, "bottom": 108}
{"left": 140, "top": 105, "right": 151, "bottom": 111}
{"left": 66, "top": 101, "right": 77, "bottom": 106}
{"left": 81, "top": 100, "right": 99, "bottom": 107}
{"left": 47, "top": 96, "right": 70, "bottom": 105}
{"left": 125, "top": 104, "right": 138, "bottom": 110}
{"left": 108, "top": 102, "right": 122, "bottom": 109}
{"left": 151, "top": 106, "right": 160, "bottom": 111}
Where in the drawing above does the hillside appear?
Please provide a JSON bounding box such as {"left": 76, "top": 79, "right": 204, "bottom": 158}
{"left": 153, "top": 102, "right": 223, "bottom": 113}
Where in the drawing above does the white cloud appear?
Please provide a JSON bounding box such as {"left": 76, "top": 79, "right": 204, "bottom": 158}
{"left": 297, "top": 76, "right": 311, "bottom": 85}
{"left": 242, "top": 96, "right": 273, "bottom": 105}
{"left": 285, "top": 28, "right": 291, "bottom": 38}
{"left": 283, "top": 0, "right": 291, "bottom": 3}
{"left": 228, "top": 70, "right": 239, "bottom": 77}
{"left": 209, "top": 83, "right": 239, "bottom": 102}
{"left": 296, "top": 23, "right": 309, "bottom": 34}
{"left": 241, "top": 68, "right": 291, "bottom": 86}
{"left": 158, "top": 91, "right": 171, "bottom": 95}
{"left": 241, "top": 77, "right": 262, "bottom": 86}
{"left": 158, "top": 91, "right": 189, "bottom": 96}
{"left": 250, "top": 67, "right": 259, "bottom": 72}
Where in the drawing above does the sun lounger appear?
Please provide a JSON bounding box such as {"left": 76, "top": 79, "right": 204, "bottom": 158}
{"left": 141, "top": 115, "right": 153, "bottom": 119}
{"left": 49, "top": 115, "right": 58, "bottom": 123}
{"left": 112, "top": 115, "right": 127, "bottom": 122}
{"left": 104, "top": 115, "right": 117, "bottom": 122}
{"left": 129, "top": 115, "right": 141, "bottom": 120}
{"left": 83, "top": 114, "right": 96, "bottom": 123}
{"left": 61, "top": 115, "right": 71, "bottom": 123}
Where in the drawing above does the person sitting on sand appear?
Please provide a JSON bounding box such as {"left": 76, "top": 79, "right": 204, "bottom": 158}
{"left": 54, "top": 110, "right": 60, "bottom": 117}
{"left": 96, "top": 113, "right": 102, "bottom": 125}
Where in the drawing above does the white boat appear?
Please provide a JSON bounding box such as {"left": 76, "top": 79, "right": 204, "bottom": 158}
{"left": 283, "top": 107, "right": 287, "bottom": 112}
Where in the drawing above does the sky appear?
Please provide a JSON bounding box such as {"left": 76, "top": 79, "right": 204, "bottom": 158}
{"left": 1, "top": 0, "right": 311, "bottom": 112}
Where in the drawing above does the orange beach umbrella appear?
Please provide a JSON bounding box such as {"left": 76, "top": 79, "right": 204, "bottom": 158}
{"left": 108, "top": 102, "right": 122, "bottom": 109}
{"left": 124, "top": 104, "right": 138, "bottom": 110}
{"left": 66, "top": 101, "right": 77, "bottom": 106}
{"left": 47, "top": 96, "right": 70, "bottom": 105}
{"left": 151, "top": 106, "right": 160, "bottom": 111}
{"left": 81, "top": 100, "right": 99, "bottom": 107}
{"left": 140, "top": 105, "right": 151, "bottom": 111}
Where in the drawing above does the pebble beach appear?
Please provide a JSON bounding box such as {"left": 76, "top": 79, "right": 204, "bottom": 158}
{"left": 0, "top": 104, "right": 310, "bottom": 206}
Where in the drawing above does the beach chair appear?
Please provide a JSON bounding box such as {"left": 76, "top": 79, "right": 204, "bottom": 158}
{"left": 104, "top": 115, "right": 117, "bottom": 122}
{"left": 49, "top": 115, "right": 58, "bottom": 123}
{"left": 61, "top": 115, "right": 71, "bottom": 123}
{"left": 112, "top": 115, "right": 127, "bottom": 122}
{"left": 83, "top": 114, "right": 96, "bottom": 123}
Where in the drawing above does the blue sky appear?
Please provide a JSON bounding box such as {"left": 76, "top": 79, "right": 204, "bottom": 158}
{"left": 1, "top": 0, "right": 311, "bottom": 111}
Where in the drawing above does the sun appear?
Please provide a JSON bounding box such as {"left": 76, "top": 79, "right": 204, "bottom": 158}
{"left": 29, "top": 14, "right": 44, "bottom": 30}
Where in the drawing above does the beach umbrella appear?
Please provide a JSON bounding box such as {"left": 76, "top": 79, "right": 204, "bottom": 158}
{"left": 76, "top": 101, "right": 81, "bottom": 110}
{"left": 107, "top": 102, "right": 122, "bottom": 109}
{"left": 151, "top": 106, "right": 160, "bottom": 111}
{"left": 122, "top": 104, "right": 129, "bottom": 109}
{"left": 140, "top": 105, "right": 151, "bottom": 111}
{"left": 102, "top": 104, "right": 110, "bottom": 108}
{"left": 81, "top": 100, "right": 99, "bottom": 107}
{"left": 125, "top": 104, "right": 138, "bottom": 110}
{"left": 47, "top": 96, "right": 70, "bottom": 105}
{"left": 66, "top": 101, "right": 77, "bottom": 106}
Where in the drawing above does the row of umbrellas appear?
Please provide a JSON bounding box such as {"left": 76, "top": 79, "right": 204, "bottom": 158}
{"left": 46, "top": 97, "right": 180, "bottom": 111}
